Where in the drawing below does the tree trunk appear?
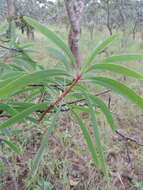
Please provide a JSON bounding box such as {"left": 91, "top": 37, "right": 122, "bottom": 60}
{"left": 6, "top": 0, "right": 15, "bottom": 38}
{"left": 107, "top": 24, "right": 113, "bottom": 36}
{"left": 106, "top": 0, "right": 112, "bottom": 36}
{"left": 6, "top": 0, "right": 15, "bottom": 18}
{"left": 132, "top": 22, "right": 138, "bottom": 40}
{"left": 64, "top": 0, "right": 84, "bottom": 68}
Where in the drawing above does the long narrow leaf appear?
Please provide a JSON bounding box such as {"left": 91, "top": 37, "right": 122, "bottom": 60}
{"left": 0, "top": 103, "right": 17, "bottom": 116}
{"left": 72, "top": 111, "right": 99, "bottom": 166}
{"left": 30, "top": 109, "right": 60, "bottom": 178}
{"left": 0, "top": 71, "right": 24, "bottom": 80}
{"left": 0, "top": 75, "right": 24, "bottom": 88}
{"left": 1, "top": 139, "right": 20, "bottom": 153}
{"left": 101, "top": 54, "right": 143, "bottom": 64}
{"left": 83, "top": 91, "right": 108, "bottom": 178}
{"left": 0, "top": 103, "right": 49, "bottom": 130}
{"left": 0, "top": 61, "right": 11, "bottom": 70}
{"left": 89, "top": 77, "right": 143, "bottom": 109}
{"left": 46, "top": 47, "right": 70, "bottom": 70}
{"left": 87, "top": 63, "right": 143, "bottom": 78}
{"left": 0, "top": 69, "right": 69, "bottom": 98}
{"left": 88, "top": 95, "right": 116, "bottom": 131}
{"left": 24, "top": 16, "right": 75, "bottom": 65}
{"left": 82, "top": 34, "right": 119, "bottom": 73}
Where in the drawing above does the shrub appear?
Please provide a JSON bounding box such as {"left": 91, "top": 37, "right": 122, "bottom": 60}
{"left": 0, "top": 17, "right": 143, "bottom": 183}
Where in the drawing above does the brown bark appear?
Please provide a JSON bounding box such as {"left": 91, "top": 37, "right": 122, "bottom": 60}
{"left": 6, "top": 0, "right": 15, "bottom": 18}
{"left": 39, "top": 74, "right": 82, "bottom": 121}
{"left": 6, "top": 0, "right": 15, "bottom": 38}
{"left": 106, "top": 0, "right": 113, "bottom": 36}
{"left": 64, "top": 0, "right": 84, "bottom": 67}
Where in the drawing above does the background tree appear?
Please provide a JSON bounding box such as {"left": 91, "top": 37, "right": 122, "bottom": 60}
{"left": 65, "top": 0, "right": 84, "bottom": 67}
{"left": 6, "top": 0, "right": 15, "bottom": 38}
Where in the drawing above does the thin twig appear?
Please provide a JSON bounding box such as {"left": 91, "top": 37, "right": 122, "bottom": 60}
{"left": 0, "top": 90, "right": 110, "bottom": 118}
{"left": 38, "top": 74, "right": 82, "bottom": 121}
{"left": 0, "top": 44, "right": 23, "bottom": 53}
{"left": 29, "top": 81, "right": 72, "bottom": 88}
{"left": 38, "top": 89, "right": 46, "bottom": 103}
{"left": 125, "top": 141, "right": 131, "bottom": 163}
{"left": 37, "top": 89, "right": 110, "bottom": 118}
{"left": 116, "top": 130, "right": 143, "bottom": 147}
{"left": 61, "top": 89, "right": 111, "bottom": 106}
{"left": 108, "top": 95, "right": 111, "bottom": 109}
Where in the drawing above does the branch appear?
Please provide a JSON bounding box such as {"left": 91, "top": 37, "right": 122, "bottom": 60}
{"left": 0, "top": 90, "right": 110, "bottom": 118}
{"left": 0, "top": 44, "right": 23, "bottom": 53}
{"left": 29, "top": 81, "right": 73, "bottom": 92}
{"left": 116, "top": 130, "right": 143, "bottom": 147}
{"left": 61, "top": 90, "right": 111, "bottom": 106}
{"left": 38, "top": 74, "right": 82, "bottom": 121}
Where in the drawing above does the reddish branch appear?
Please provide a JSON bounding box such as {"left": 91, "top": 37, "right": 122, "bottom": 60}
{"left": 0, "top": 90, "right": 110, "bottom": 118}
{"left": 38, "top": 74, "right": 82, "bottom": 121}
{"left": 38, "top": 1, "right": 85, "bottom": 121}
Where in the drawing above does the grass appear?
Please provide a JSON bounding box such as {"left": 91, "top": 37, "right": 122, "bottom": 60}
{"left": 0, "top": 25, "right": 143, "bottom": 190}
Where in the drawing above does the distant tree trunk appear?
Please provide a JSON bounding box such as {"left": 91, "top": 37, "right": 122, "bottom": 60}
{"left": 88, "top": 22, "right": 94, "bottom": 40}
{"left": 106, "top": 0, "right": 113, "bottom": 36}
{"left": 6, "top": 0, "right": 15, "bottom": 18}
{"left": 132, "top": 22, "right": 138, "bottom": 40}
{"left": 6, "top": 0, "right": 15, "bottom": 38}
{"left": 141, "top": 32, "right": 143, "bottom": 41}
{"left": 64, "top": 0, "right": 84, "bottom": 68}
{"left": 107, "top": 23, "right": 113, "bottom": 36}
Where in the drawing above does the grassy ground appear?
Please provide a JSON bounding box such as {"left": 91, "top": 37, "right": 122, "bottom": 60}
{"left": 0, "top": 26, "right": 143, "bottom": 190}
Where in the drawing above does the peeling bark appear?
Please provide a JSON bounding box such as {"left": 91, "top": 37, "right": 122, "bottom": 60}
{"left": 65, "top": 0, "right": 84, "bottom": 67}
{"left": 6, "top": 0, "right": 15, "bottom": 38}
{"left": 6, "top": 0, "right": 15, "bottom": 18}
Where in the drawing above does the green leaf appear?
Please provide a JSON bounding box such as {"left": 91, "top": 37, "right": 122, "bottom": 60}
{"left": 72, "top": 111, "right": 99, "bottom": 166}
{"left": 1, "top": 139, "right": 20, "bottom": 153}
{"left": 46, "top": 47, "right": 70, "bottom": 70}
{"left": 0, "top": 61, "right": 11, "bottom": 70}
{"left": 82, "top": 34, "right": 119, "bottom": 73}
{"left": 83, "top": 91, "right": 108, "bottom": 179}
{"left": 0, "top": 129, "right": 22, "bottom": 136}
{"left": 18, "top": 42, "right": 35, "bottom": 49}
{"left": 0, "top": 103, "right": 17, "bottom": 116}
{"left": 70, "top": 105, "right": 90, "bottom": 112}
{"left": 0, "top": 71, "right": 24, "bottom": 80}
{"left": 10, "top": 102, "right": 35, "bottom": 110}
{"left": 101, "top": 54, "right": 143, "bottom": 64}
{"left": 9, "top": 64, "right": 27, "bottom": 72}
{"left": 0, "top": 69, "right": 69, "bottom": 98}
{"left": 0, "top": 75, "right": 24, "bottom": 89}
{"left": 30, "top": 109, "right": 60, "bottom": 178}
{"left": 87, "top": 63, "right": 143, "bottom": 78}
{"left": 15, "top": 51, "right": 37, "bottom": 69}
{"left": 0, "top": 103, "right": 49, "bottom": 130}
{"left": 89, "top": 77, "right": 143, "bottom": 109}
{"left": 23, "top": 16, "right": 75, "bottom": 65}
{"left": 88, "top": 95, "right": 116, "bottom": 131}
